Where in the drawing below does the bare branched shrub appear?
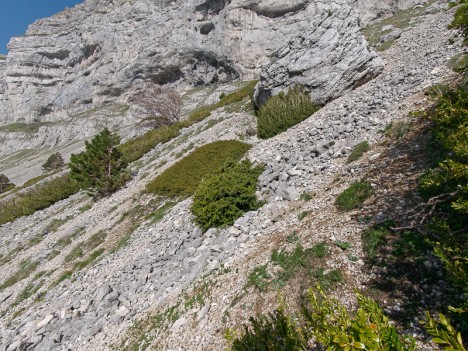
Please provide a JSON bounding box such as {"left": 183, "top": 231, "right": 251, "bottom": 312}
{"left": 136, "top": 85, "right": 182, "bottom": 128}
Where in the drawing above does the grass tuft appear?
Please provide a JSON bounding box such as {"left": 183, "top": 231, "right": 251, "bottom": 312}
{"left": 335, "top": 181, "right": 373, "bottom": 211}
{"left": 257, "top": 85, "right": 319, "bottom": 139}
{"left": 347, "top": 141, "right": 370, "bottom": 163}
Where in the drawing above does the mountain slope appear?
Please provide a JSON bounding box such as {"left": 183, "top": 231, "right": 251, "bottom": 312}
{"left": 0, "top": 2, "right": 464, "bottom": 350}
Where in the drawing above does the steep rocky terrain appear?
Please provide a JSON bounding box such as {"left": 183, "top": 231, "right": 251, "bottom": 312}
{"left": 0, "top": 0, "right": 464, "bottom": 351}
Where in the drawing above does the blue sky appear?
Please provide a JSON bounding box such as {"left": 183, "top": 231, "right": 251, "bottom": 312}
{"left": 0, "top": 0, "right": 84, "bottom": 53}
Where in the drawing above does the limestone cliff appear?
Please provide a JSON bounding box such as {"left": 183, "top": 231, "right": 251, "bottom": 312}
{"left": 0, "top": 0, "right": 384, "bottom": 125}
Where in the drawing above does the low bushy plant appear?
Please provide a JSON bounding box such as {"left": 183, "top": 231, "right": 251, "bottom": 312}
{"left": 227, "top": 288, "right": 415, "bottom": 351}
{"left": 361, "top": 222, "right": 393, "bottom": 260}
{"left": 118, "top": 124, "right": 180, "bottom": 164}
{"left": 256, "top": 85, "right": 319, "bottom": 139}
{"left": 146, "top": 140, "right": 251, "bottom": 198}
{"left": 414, "top": 84, "right": 468, "bottom": 327}
{"left": 191, "top": 160, "right": 263, "bottom": 230}
{"left": 450, "top": 1, "right": 468, "bottom": 45}
{"left": 0, "top": 175, "right": 80, "bottom": 225}
{"left": 347, "top": 141, "right": 370, "bottom": 163}
{"left": 335, "top": 181, "right": 374, "bottom": 211}
{"left": 424, "top": 312, "right": 466, "bottom": 351}
{"left": 42, "top": 152, "right": 64, "bottom": 172}
{"left": 0, "top": 174, "right": 14, "bottom": 194}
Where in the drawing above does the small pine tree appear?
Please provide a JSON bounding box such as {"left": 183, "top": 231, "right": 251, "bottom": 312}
{"left": 69, "top": 129, "right": 129, "bottom": 196}
{"left": 42, "top": 152, "right": 64, "bottom": 172}
{"left": 0, "top": 174, "right": 14, "bottom": 194}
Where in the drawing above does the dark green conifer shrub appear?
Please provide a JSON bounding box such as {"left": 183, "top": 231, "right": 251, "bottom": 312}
{"left": 256, "top": 85, "right": 319, "bottom": 139}
{"left": 69, "top": 128, "right": 129, "bottom": 196}
{"left": 191, "top": 160, "right": 263, "bottom": 230}
{"left": 42, "top": 152, "right": 64, "bottom": 172}
{"left": 0, "top": 173, "right": 14, "bottom": 194}
{"left": 146, "top": 140, "right": 251, "bottom": 198}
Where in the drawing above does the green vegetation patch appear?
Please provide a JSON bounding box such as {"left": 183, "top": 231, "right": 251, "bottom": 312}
{"left": 361, "top": 222, "right": 393, "bottom": 260}
{"left": 0, "top": 175, "right": 80, "bottom": 226}
{"left": 246, "top": 242, "right": 334, "bottom": 292}
{"left": 146, "top": 140, "right": 251, "bottom": 198}
{"left": 118, "top": 125, "right": 181, "bottom": 164}
{"left": 361, "top": 0, "right": 437, "bottom": 51}
{"left": 64, "top": 230, "right": 107, "bottom": 263}
{"left": 383, "top": 121, "right": 412, "bottom": 139}
{"left": 147, "top": 201, "right": 177, "bottom": 223}
{"left": 72, "top": 248, "right": 105, "bottom": 271}
{"left": 53, "top": 227, "right": 85, "bottom": 251}
{"left": 0, "top": 246, "right": 24, "bottom": 267}
{"left": 335, "top": 181, "right": 373, "bottom": 211}
{"left": 0, "top": 259, "right": 39, "bottom": 292}
{"left": 0, "top": 122, "right": 56, "bottom": 133}
{"left": 226, "top": 289, "right": 416, "bottom": 351}
{"left": 347, "top": 141, "right": 370, "bottom": 163}
{"left": 191, "top": 160, "right": 263, "bottom": 230}
{"left": 118, "top": 82, "right": 257, "bottom": 165}
{"left": 257, "top": 85, "right": 319, "bottom": 139}
{"left": 416, "top": 79, "right": 468, "bottom": 297}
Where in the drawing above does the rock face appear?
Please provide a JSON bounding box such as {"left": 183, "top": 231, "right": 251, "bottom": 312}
{"left": 0, "top": 58, "right": 7, "bottom": 120}
{"left": 253, "top": 1, "right": 384, "bottom": 106}
{"left": 0, "top": 0, "right": 382, "bottom": 125}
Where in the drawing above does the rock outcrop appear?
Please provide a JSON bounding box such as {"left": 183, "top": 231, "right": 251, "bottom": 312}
{"left": 0, "top": 0, "right": 382, "bottom": 125}
{"left": 253, "top": 1, "right": 384, "bottom": 106}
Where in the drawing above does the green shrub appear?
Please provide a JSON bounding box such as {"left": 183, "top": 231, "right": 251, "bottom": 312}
{"left": 361, "top": 223, "right": 392, "bottom": 260}
{"left": 334, "top": 240, "right": 352, "bottom": 250}
{"left": 335, "top": 181, "right": 373, "bottom": 211}
{"left": 227, "top": 288, "right": 415, "bottom": 351}
{"left": 118, "top": 124, "right": 180, "bottom": 164}
{"left": 0, "top": 174, "right": 14, "bottom": 194}
{"left": 297, "top": 210, "right": 310, "bottom": 221}
{"left": 226, "top": 308, "right": 306, "bottom": 350}
{"left": 191, "top": 160, "right": 263, "bottom": 230}
{"left": 146, "top": 140, "right": 251, "bottom": 198}
{"left": 424, "top": 312, "right": 467, "bottom": 351}
{"left": 347, "top": 141, "right": 370, "bottom": 163}
{"left": 0, "top": 175, "right": 80, "bottom": 225}
{"left": 256, "top": 85, "right": 319, "bottom": 139}
{"left": 42, "top": 152, "right": 64, "bottom": 172}
{"left": 245, "top": 244, "right": 333, "bottom": 292}
{"left": 416, "top": 83, "right": 468, "bottom": 299}
{"left": 70, "top": 128, "right": 129, "bottom": 196}
{"left": 384, "top": 121, "right": 412, "bottom": 139}
{"left": 450, "top": 1, "right": 468, "bottom": 45}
